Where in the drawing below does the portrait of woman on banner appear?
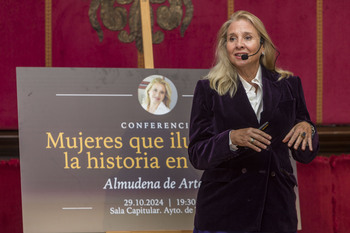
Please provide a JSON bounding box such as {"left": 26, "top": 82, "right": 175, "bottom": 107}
{"left": 139, "top": 76, "right": 177, "bottom": 115}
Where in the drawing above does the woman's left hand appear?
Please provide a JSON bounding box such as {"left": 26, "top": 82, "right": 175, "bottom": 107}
{"left": 282, "top": 121, "right": 313, "bottom": 151}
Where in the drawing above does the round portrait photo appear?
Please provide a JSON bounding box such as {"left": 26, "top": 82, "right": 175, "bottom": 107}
{"left": 138, "top": 75, "right": 178, "bottom": 115}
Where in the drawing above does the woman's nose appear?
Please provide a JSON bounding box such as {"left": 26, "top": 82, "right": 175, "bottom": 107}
{"left": 236, "top": 38, "right": 244, "bottom": 48}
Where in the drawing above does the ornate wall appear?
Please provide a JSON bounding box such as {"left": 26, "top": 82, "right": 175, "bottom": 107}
{"left": 0, "top": 2, "right": 350, "bottom": 232}
{"left": 1, "top": 0, "right": 350, "bottom": 130}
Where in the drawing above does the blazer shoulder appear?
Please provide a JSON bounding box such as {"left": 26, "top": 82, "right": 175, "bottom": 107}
{"left": 284, "top": 75, "right": 301, "bottom": 82}
{"left": 261, "top": 66, "right": 300, "bottom": 84}
{"left": 194, "top": 79, "right": 214, "bottom": 96}
{"left": 196, "top": 78, "right": 210, "bottom": 89}
{"left": 281, "top": 75, "right": 303, "bottom": 89}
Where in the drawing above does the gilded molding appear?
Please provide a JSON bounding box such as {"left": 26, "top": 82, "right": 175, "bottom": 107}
{"left": 316, "top": 0, "right": 323, "bottom": 123}
{"left": 45, "top": 0, "right": 52, "bottom": 67}
{"left": 228, "top": 0, "right": 234, "bottom": 18}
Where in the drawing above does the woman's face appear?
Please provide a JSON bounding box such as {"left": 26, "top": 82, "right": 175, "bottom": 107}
{"left": 226, "top": 19, "right": 263, "bottom": 71}
{"left": 148, "top": 83, "right": 166, "bottom": 105}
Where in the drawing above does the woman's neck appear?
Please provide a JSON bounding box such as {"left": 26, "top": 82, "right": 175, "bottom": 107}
{"left": 148, "top": 102, "right": 160, "bottom": 113}
{"left": 237, "top": 63, "right": 260, "bottom": 84}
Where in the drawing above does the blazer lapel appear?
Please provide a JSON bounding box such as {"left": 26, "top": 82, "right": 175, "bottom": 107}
{"left": 260, "top": 70, "right": 282, "bottom": 124}
{"left": 234, "top": 80, "right": 260, "bottom": 127}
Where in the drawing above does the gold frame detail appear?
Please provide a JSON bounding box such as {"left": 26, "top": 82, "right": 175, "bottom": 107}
{"left": 316, "top": 0, "right": 323, "bottom": 123}
{"left": 45, "top": 0, "right": 52, "bottom": 67}
{"left": 228, "top": 0, "right": 234, "bottom": 18}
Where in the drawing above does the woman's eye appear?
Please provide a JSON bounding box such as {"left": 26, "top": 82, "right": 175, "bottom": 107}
{"left": 228, "top": 37, "right": 236, "bottom": 42}
{"left": 245, "top": 36, "right": 252, "bottom": 40}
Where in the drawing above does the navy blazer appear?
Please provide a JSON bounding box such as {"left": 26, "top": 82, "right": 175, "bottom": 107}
{"left": 188, "top": 66, "right": 319, "bottom": 232}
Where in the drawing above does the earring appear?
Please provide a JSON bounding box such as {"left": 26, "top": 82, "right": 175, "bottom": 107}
{"left": 262, "top": 52, "right": 265, "bottom": 56}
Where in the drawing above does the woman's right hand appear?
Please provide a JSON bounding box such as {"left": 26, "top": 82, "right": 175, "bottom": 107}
{"left": 230, "top": 127, "right": 272, "bottom": 152}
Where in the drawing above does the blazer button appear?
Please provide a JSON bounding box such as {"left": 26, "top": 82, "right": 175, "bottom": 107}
{"left": 241, "top": 168, "right": 247, "bottom": 174}
{"left": 271, "top": 171, "right": 276, "bottom": 177}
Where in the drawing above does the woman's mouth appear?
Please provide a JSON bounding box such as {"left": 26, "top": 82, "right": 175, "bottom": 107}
{"left": 235, "top": 53, "right": 248, "bottom": 58}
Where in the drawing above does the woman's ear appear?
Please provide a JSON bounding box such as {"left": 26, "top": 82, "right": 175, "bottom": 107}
{"left": 260, "top": 37, "right": 265, "bottom": 45}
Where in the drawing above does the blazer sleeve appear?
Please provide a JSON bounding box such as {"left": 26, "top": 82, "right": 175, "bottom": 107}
{"left": 188, "top": 80, "right": 239, "bottom": 170}
{"left": 288, "top": 76, "right": 319, "bottom": 163}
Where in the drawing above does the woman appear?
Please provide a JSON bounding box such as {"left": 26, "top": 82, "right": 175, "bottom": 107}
{"left": 142, "top": 77, "right": 172, "bottom": 115}
{"left": 188, "top": 11, "right": 319, "bottom": 233}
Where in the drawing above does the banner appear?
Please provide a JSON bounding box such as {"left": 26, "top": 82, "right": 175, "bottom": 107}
{"left": 17, "top": 67, "right": 207, "bottom": 232}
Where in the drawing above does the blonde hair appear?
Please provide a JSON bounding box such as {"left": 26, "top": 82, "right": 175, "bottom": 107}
{"left": 207, "top": 10, "right": 293, "bottom": 97}
{"left": 143, "top": 77, "right": 172, "bottom": 108}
